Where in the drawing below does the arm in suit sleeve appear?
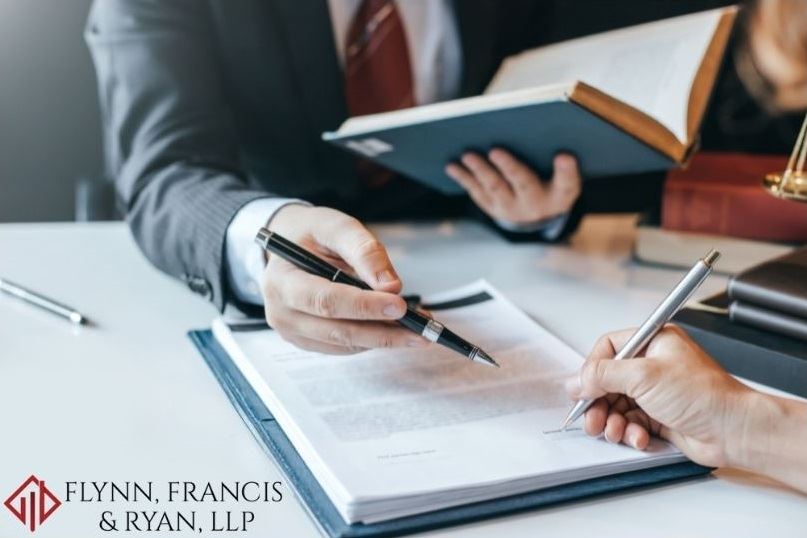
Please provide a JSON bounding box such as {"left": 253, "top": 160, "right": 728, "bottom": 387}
{"left": 85, "top": 0, "right": 270, "bottom": 310}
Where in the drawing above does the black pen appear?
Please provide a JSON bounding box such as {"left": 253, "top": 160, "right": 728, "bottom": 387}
{"left": 255, "top": 228, "right": 499, "bottom": 367}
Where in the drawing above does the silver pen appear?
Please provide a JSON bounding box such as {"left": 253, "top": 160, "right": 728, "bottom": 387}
{"left": 560, "top": 249, "right": 720, "bottom": 430}
{"left": 0, "top": 277, "right": 87, "bottom": 325}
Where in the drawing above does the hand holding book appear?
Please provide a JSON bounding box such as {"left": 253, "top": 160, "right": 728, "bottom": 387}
{"left": 325, "top": 8, "right": 736, "bottom": 195}
{"left": 445, "top": 149, "right": 581, "bottom": 227}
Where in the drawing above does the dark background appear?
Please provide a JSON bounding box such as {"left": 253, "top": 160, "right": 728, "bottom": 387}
{"left": 0, "top": 0, "right": 102, "bottom": 222}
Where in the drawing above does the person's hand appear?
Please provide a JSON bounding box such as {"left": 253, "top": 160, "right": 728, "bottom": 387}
{"left": 567, "top": 325, "right": 756, "bottom": 467}
{"left": 261, "top": 205, "right": 428, "bottom": 354}
{"left": 445, "top": 149, "right": 581, "bottom": 225}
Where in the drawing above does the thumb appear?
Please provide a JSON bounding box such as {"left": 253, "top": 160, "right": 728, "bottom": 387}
{"left": 579, "top": 357, "right": 653, "bottom": 401}
{"left": 313, "top": 211, "right": 402, "bottom": 293}
{"left": 549, "top": 154, "right": 582, "bottom": 203}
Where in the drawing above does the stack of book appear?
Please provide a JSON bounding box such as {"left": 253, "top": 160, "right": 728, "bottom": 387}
{"left": 727, "top": 248, "right": 807, "bottom": 341}
{"left": 635, "top": 152, "right": 807, "bottom": 274}
{"left": 674, "top": 249, "right": 807, "bottom": 397}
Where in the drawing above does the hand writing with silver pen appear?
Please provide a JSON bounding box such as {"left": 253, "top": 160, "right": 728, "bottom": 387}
{"left": 562, "top": 249, "right": 807, "bottom": 494}
{"left": 562, "top": 250, "right": 721, "bottom": 429}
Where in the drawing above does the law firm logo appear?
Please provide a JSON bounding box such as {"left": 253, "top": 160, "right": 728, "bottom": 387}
{"left": 4, "top": 475, "right": 62, "bottom": 532}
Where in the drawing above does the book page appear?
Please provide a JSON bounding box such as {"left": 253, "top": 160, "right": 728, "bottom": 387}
{"left": 214, "top": 281, "right": 684, "bottom": 523}
{"left": 486, "top": 9, "right": 725, "bottom": 143}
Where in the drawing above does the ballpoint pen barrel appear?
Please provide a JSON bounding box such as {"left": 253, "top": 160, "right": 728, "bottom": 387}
{"left": 0, "top": 278, "right": 86, "bottom": 325}
{"left": 255, "top": 228, "right": 497, "bottom": 366}
{"left": 612, "top": 259, "right": 713, "bottom": 362}
{"left": 398, "top": 309, "right": 498, "bottom": 366}
{"left": 397, "top": 310, "right": 429, "bottom": 333}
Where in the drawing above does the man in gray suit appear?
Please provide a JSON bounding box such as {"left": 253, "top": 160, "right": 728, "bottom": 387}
{"left": 86, "top": 0, "right": 584, "bottom": 354}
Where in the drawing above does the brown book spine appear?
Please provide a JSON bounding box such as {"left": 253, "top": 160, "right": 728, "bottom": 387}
{"left": 662, "top": 153, "right": 807, "bottom": 242}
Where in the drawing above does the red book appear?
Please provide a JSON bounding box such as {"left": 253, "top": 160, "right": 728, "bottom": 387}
{"left": 662, "top": 152, "right": 807, "bottom": 242}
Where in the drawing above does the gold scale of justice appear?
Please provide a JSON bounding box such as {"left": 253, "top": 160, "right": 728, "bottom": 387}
{"left": 763, "top": 113, "right": 807, "bottom": 202}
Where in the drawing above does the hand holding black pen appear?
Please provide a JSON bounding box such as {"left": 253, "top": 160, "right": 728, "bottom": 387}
{"left": 255, "top": 226, "right": 498, "bottom": 367}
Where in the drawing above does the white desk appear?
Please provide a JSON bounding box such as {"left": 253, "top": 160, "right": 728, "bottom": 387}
{"left": 0, "top": 216, "right": 803, "bottom": 537}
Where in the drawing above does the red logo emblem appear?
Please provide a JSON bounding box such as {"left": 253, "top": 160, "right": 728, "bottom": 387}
{"left": 4, "top": 475, "right": 62, "bottom": 532}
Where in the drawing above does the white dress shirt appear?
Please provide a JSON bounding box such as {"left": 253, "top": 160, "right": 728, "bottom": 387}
{"left": 225, "top": 0, "right": 565, "bottom": 306}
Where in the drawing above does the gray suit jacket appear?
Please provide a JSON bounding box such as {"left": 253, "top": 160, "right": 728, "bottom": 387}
{"left": 85, "top": 0, "right": 554, "bottom": 310}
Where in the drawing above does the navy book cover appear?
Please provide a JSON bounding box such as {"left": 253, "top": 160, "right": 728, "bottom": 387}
{"left": 325, "top": 99, "right": 675, "bottom": 195}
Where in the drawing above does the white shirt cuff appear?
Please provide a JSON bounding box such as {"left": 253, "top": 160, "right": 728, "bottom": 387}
{"left": 225, "top": 198, "right": 311, "bottom": 305}
{"left": 495, "top": 213, "right": 569, "bottom": 240}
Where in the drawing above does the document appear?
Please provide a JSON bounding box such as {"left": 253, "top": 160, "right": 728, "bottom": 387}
{"left": 213, "top": 281, "right": 685, "bottom": 523}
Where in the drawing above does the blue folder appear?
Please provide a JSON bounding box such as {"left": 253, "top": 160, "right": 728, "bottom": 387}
{"left": 189, "top": 329, "right": 711, "bottom": 537}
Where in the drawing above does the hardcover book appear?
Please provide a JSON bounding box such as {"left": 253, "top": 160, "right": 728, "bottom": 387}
{"left": 728, "top": 247, "right": 807, "bottom": 319}
{"left": 324, "top": 8, "right": 736, "bottom": 194}
{"left": 663, "top": 152, "right": 807, "bottom": 242}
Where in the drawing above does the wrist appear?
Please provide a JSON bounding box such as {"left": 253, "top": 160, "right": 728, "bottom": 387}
{"left": 723, "top": 388, "right": 781, "bottom": 472}
{"left": 267, "top": 202, "right": 313, "bottom": 233}
{"left": 225, "top": 197, "right": 310, "bottom": 306}
{"left": 494, "top": 212, "right": 569, "bottom": 236}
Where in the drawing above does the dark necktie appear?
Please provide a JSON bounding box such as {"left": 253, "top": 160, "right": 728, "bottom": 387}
{"left": 344, "top": 0, "right": 415, "bottom": 188}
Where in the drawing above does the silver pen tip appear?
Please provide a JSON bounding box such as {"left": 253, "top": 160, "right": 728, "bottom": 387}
{"left": 474, "top": 350, "right": 500, "bottom": 368}
{"left": 702, "top": 249, "right": 721, "bottom": 268}
{"left": 560, "top": 399, "right": 588, "bottom": 430}
{"left": 560, "top": 413, "right": 574, "bottom": 432}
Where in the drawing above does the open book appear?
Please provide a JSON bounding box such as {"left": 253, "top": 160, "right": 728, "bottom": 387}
{"left": 213, "top": 281, "right": 688, "bottom": 524}
{"left": 324, "top": 8, "right": 736, "bottom": 194}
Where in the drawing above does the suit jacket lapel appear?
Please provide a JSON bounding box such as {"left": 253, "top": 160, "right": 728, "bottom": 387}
{"left": 266, "top": 0, "right": 359, "bottom": 199}
{"left": 269, "top": 0, "right": 348, "bottom": 130}
{"left": 268, "top": 0, "right": 501, "bottom": 118}
{"left": 453, "top": 0, "right": 500, "bottom": 96}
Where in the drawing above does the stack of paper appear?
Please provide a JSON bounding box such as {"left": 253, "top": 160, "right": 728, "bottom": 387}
{"left": 213, "top": 281, "right": 685, "bottom": 524}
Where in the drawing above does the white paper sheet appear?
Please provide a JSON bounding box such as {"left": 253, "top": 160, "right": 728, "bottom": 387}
{"left": 214, "top": 281, "right": 684, "bottom": 523}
